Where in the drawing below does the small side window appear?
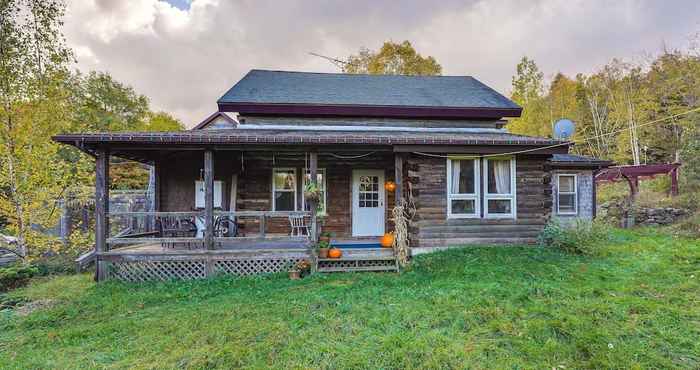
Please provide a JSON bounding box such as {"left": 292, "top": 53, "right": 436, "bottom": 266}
{"left": 557, "top": 174, "right": 577, "bottom": 215}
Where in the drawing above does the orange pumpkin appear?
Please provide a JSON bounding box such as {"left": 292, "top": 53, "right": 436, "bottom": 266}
{"left": 380, "top": 232, "right": 394, "bottom": 248}
{"left": 328, "top": 248, "right": 342, "bottom": 259}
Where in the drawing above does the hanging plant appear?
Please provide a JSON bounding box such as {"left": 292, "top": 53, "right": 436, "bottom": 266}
{"left": 304, "top": 182, "right": 322, "bottom": 202}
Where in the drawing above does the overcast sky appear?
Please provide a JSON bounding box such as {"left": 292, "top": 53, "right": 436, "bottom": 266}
{"left": 64, "top": 0, "right": 700, "bottom": 127}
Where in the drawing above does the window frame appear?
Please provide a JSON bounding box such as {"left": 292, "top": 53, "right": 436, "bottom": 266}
{"left": 195, "top": 180, "right": 223, "bottom": 209}
{"left": 302, "top": 168, "right": 327, "bottom": 216}
{"left": 446, "top": 157, "right": 481, "bottom": 219}
{"left": 271, "top": 167, "right": 298, "bottom": 212}
{"left": 556, "top": 173, "right": 578, "bottom": 215}
{"left": 483, "top": 157, "right": 517, "bottom": 219}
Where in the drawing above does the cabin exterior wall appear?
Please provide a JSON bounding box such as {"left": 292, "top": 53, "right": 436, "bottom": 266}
{"left": 407, "top": 154, "right": 552, "bottom": 251}
{"left": 550, "top": 170, "right": 594, "bottom": 224}
{"left": 157, "top": 151, "right": 396, "bottom": 238}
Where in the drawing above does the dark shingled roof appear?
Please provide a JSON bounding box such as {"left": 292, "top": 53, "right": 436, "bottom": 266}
{"left": 550, "top": 154, "right": 612, "bottom": 168}
{"left": 53, "top": 129, "right": 563, "bottom": 147}
{"left": 217, "top": 70, "right": 522, "bottom": 119}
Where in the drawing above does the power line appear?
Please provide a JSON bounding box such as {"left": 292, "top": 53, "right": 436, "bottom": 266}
{"left": 411, "top": 105, "right": 700, "bottom": 159}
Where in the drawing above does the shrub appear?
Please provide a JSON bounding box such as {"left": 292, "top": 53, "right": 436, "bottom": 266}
{"left": 668, "top": 210, "right": 700, "bottom": 238}
{"left": 0, "top": 264, "right": 38, "bottom": 292}
{"left": 33, "top": 255, "right": 76, "bottom": 276}
{"left": 538, "top": 219, "right": 611, "bottom": 255}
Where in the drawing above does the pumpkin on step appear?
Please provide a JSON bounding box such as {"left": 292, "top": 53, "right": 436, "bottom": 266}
{"left": 380, "top": 232, "right": 394, "bottom": 248}
{"left": 328, "top": 248, "right": 342, "bottom": 259}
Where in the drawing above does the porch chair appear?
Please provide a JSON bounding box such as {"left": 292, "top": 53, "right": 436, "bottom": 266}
{"left": 288, "top": 214, "right": 310, "bottom": 238}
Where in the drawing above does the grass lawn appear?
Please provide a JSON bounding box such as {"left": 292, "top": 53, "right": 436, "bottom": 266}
{"left": 1, "top": 229, "right": 699, "bottom": 369}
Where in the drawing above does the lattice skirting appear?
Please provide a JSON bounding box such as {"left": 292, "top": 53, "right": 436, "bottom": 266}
{"left": 213, "top": 257, "right": 305, "bottom": 276}
{"left": 108, "top": 260, "right": 207, "bottom": 282}
{"left": 107, "top": 256, "right": 307, "bottom": 282}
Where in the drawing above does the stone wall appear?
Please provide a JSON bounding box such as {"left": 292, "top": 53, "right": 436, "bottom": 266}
{"left": 598, "top": 200, "right": 689, "bottom": 226}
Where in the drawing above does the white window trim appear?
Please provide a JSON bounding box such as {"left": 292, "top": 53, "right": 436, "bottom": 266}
{"left": 302, "top": 168, "right": 327, "bottom": 216}
{"left": 556, "top": 173, "right": 578, "bottom": 215}
{"left": 483, "top": 157, "right": 517, "bottom": 219}
{"left": 272, "top": 167, "right": 297, "bottom": 211}
{"left": 195, "top": 180, "right": 223, "bottom": 209}
{"left": 446, "top": 158, "right": 481, "bottom": 219}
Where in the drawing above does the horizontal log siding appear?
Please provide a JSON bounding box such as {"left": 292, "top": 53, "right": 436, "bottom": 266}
{"left": 407, "top": 154, "right": 552, "bottom": 248}
{"left": 159, "top": 151, "right": 395, "bottom": 238}
{"left": 160, "top": 152, "right": 237, "bottom": 212}
{"left": 237, "top": 153, "right": 395, "bottom": 237}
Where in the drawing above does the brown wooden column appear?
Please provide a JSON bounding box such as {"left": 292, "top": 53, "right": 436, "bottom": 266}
{"left": 309, "top": 151, "right": 318, "bottom": 242}
{"left": 395, "top": 153, "right": 404, "bottom": 206}
{"left": 204, "top": 150, "right": 214, "bottom": 250}
{"left": 95, "top": 148, "right": 110, "bottom": 281}
{"left": 670, "top": 167, "right": 679, "bottom": 196}
{"left": 153, "top": 160, "right": 161, "bottom": 211}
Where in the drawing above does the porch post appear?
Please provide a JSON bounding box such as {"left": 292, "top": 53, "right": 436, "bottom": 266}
{"left": 204, "top": 150, "right": 214, "bottom": 250}
{"left": 670, "top": 167, "right": 679, "bottom": 196}
{"left": 95, "top": 148, "right": 110, "bottom": 281}
{"left": 394, "top": 153, "right": 404, "bottom": 206}
{"left": 309, "top": 152, "right": 318, "bottom": 242}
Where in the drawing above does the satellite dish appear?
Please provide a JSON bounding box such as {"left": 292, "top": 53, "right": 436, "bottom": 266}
{"left": 553, "top": 119, "right": 576, "bottom": 140}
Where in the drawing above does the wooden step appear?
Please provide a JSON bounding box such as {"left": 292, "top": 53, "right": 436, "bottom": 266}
{"left": 317, "top": 265, "right": 399, "bottom": 273}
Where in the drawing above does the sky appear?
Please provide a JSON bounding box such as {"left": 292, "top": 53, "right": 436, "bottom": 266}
{"left": 63, "top": 0, "right": 700, "bottom": 127}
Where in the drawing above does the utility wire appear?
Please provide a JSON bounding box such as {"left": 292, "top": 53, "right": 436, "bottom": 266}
{"left": 411, "top": 105, "right": 700, "bottom": 159}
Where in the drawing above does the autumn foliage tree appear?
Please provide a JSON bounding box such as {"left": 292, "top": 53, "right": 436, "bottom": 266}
{"left": 508, "top": 48, "right": 700, "bottom": 190}
{"left": 0, "top": 0, "right": 185, "bottom": 260}
{"left": 343, "top": 40, "right": 442, "bottom": 76}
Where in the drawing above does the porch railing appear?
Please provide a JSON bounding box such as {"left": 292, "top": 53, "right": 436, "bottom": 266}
{"left": 106, "top": 210, "right": 311, "bottom": 248}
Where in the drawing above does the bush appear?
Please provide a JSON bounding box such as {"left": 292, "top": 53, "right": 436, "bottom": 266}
{"left": 538, "top": 219, "right": 611, "bottom": 255}
{"left": 668, "top": 210, "right": 700, "bottom": 238}
{"left": 0, "top": 264, "right": 38, "bottom": 292}
{"left": 33, "top": 255, "right": 76, "bottom": 276}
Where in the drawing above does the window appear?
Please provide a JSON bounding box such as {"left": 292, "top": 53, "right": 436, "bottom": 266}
{"left": 195, "top": 180, "right": 223, "bottom": 209}
{"left": 446, "top": 158, "right": 480, "bottom": 218}
{"left": 303, "top": 168, "right": 327, "bottom": 215}
{"left": 272, "top": 168, "right": 297, "bottom": 211}
{"left": 557, "top": 174, "right": 577, "bottom": 214}
{"left": 483, "top": 157, "right": 516, "bottom": 218}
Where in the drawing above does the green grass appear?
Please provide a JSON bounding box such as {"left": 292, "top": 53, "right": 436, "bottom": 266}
{"left": 1, "top": 229, "right": 699, "bottom": 369}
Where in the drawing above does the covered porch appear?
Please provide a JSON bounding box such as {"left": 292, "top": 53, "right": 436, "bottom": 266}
{"left": 71, "top": 139, "right": 406, "bottom": 281}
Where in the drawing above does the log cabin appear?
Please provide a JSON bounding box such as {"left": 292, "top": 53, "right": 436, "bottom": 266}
{"left": 53, "top": 70, "right": 610, "bottom": 281}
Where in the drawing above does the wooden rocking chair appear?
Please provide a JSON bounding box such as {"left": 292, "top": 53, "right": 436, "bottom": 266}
{"left": 288, "top": 214, "right": 310, "bottom": 238}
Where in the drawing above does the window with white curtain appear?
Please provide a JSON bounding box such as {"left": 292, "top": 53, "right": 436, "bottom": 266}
{"left": 483, "top": 157, "right": 516, "bottom": 218}
{"left": 446, "top": 158, "right": 480, "bottom": 218}
{"left": 557, "top": 174, "right": 577, "bottom": 214}
{"left": 272, "top": 168, "right": 297, "bottom": 211}
{"left": 302, "top": 168, "right": 327, "bottom": 215}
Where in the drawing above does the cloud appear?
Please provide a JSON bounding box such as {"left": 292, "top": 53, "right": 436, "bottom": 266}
{"left": 64, "top": 0, "right": 700, "bottom": 127}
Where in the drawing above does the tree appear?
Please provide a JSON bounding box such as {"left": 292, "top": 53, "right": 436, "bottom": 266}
{"left": 0, "top": 0, "right": 75, "bottom": 260}
{"left": 143, "top": 111, "right": 184, "bottom": 132}
{"left": 343, "top": 40, "right": 442, "bottom": 76}
{"left": 508, "top": 57, "right": 549, "bottom": 136}
{"left": 69, "top": 71, "right": 149, "bottom": 132}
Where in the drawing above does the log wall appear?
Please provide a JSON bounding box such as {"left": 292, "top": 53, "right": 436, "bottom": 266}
{"left": 159, "top": 151, "right": 396, "bottom": 238}
{"left": 407, "top": 154, "right": 552, "bottom": 249}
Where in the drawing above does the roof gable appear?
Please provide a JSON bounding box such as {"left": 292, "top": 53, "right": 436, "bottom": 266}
{"left": 218, "top": 70, "right": 521, "bottom": 119}
{"left": 192, "top": 112, "right": 237, "bottom": 130}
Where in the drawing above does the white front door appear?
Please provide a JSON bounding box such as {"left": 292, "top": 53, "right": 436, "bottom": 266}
{"left": 352, "top": 170, "right": 385, "bottom": 236}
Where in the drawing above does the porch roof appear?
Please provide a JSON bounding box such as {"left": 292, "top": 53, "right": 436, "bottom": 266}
{"left": 54, "top": 128, "right": 564, "bottom": 147}
{"left": 549, "top": 154, "right": 613, "bottom": 169}
{"left": 53, "top": 129, "right": 569, "bottom": 163}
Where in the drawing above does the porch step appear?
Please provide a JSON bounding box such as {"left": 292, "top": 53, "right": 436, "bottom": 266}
{"left": 316, "top": 249, "right": 399, "bottom": 273}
